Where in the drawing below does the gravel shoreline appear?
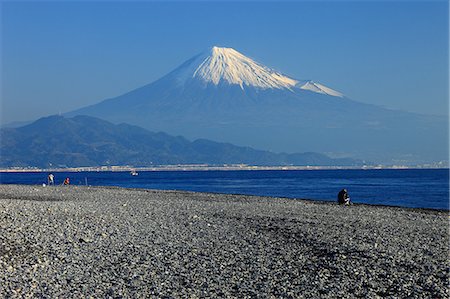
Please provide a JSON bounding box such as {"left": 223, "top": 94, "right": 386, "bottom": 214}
{"left": 0, "top": 185, "right": 448, "bottom": 298}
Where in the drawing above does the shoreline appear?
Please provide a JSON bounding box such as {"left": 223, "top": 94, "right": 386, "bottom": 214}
{"left": 74, "top": 185, "right": 450, "bottom": 213}
{"left": 1, "top": 164, "right": 448, "bottom": 173}
{"left": 0, "top": 185, "right": 448, "bottom": 297}
{"left": 1, "top": 183, "right": 448, "bottom": 212}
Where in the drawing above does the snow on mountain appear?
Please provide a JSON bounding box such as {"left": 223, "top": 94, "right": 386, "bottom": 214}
{"left": 172, "top": 46, "right": 343, "bottom": 97}
{"left": 192, "top": 46, "right": 297, "bottom": 90}
{"left": 297, "top": 81, "right": 344, "bottom": 97}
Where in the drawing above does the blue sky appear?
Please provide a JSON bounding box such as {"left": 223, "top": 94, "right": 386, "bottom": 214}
{"left": 1, "top": 1, "right": 448, "bottom": 124}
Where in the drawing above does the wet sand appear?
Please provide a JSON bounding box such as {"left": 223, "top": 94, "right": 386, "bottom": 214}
{"left": 0, "top": 185, "right": 448, "bottom": 298}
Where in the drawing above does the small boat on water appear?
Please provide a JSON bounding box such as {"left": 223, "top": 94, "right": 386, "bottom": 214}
{"left": 130, "top": 170, "right": 139, "bottom": 176}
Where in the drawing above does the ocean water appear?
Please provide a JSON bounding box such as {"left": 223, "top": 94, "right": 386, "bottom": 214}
{"left": 0, "top": 169, "right": 448, "bottom": 210}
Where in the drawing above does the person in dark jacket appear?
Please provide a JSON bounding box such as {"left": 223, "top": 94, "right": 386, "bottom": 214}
{"left": 338, "top": 189, "right": 350, "bottom": 205}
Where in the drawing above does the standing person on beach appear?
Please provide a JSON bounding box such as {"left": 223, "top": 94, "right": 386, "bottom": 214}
{"left": 63, "top": 177, "right": 70, "bottom": 185}
{"left": 48, "top": 173, "right": 54, "bottom": 185}
{"left": 338, "top": 189, "right": 350, "bottom": 205}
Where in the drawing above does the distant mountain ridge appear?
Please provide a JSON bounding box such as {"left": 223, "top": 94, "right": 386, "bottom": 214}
{"left": 67, "top": 46, "right": 448, "bottom": 164}
{"left": 0, "top": 115, "right": 362, "bottom": 168}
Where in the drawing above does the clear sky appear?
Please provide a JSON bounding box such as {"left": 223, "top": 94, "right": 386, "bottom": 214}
{"left": 1, "top": 0, "right": 448, "bottom": 125}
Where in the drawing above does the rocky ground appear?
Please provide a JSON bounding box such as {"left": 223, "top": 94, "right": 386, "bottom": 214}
{"left": 0, "top": 184, "right": 448, "bottom": 298}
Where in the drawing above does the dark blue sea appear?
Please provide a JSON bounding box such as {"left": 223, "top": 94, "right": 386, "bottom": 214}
{"left": 0, "top": 169, "right": 448, "bottom": 210}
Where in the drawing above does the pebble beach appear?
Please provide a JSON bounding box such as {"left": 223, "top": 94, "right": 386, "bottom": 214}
{"left": 0, "top": 184, "right": 448, "bottom": 298}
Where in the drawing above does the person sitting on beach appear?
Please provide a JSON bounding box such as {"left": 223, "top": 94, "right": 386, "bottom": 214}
{"left": 338, "top": 188, "right": 350, "bottom": 205}
{"left": 63, "top": 177, "right": 70, "bottom": 185}
{"left": 48, "top": 173, "right": 54, "bottom": 185}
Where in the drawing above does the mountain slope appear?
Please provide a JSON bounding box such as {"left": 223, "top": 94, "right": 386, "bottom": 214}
{"left": 67, "top": 46, "right": 448, "bottom": 164}
{"left": 0, "top": 115, "right": 361, "bottom": 168}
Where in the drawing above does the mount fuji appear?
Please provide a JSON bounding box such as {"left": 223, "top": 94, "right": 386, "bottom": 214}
{"left": 68, "top": 46, "right": 447, "bottom": 164}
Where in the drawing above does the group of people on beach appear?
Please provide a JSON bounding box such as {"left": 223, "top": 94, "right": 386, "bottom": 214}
{"left": 47, "top": 173, "right": 70, "bottom": 186}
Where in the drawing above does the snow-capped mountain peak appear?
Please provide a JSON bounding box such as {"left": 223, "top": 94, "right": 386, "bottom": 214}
{"left": 192, "top": 46, "right": 298, "bottom": 90}
{"left": 172, "top": 46, "right": 343, "bottom": 97}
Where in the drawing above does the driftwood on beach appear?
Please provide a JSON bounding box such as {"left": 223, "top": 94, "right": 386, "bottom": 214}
{"left": 0, "top": 185, "right": 448, "bottom": 298}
